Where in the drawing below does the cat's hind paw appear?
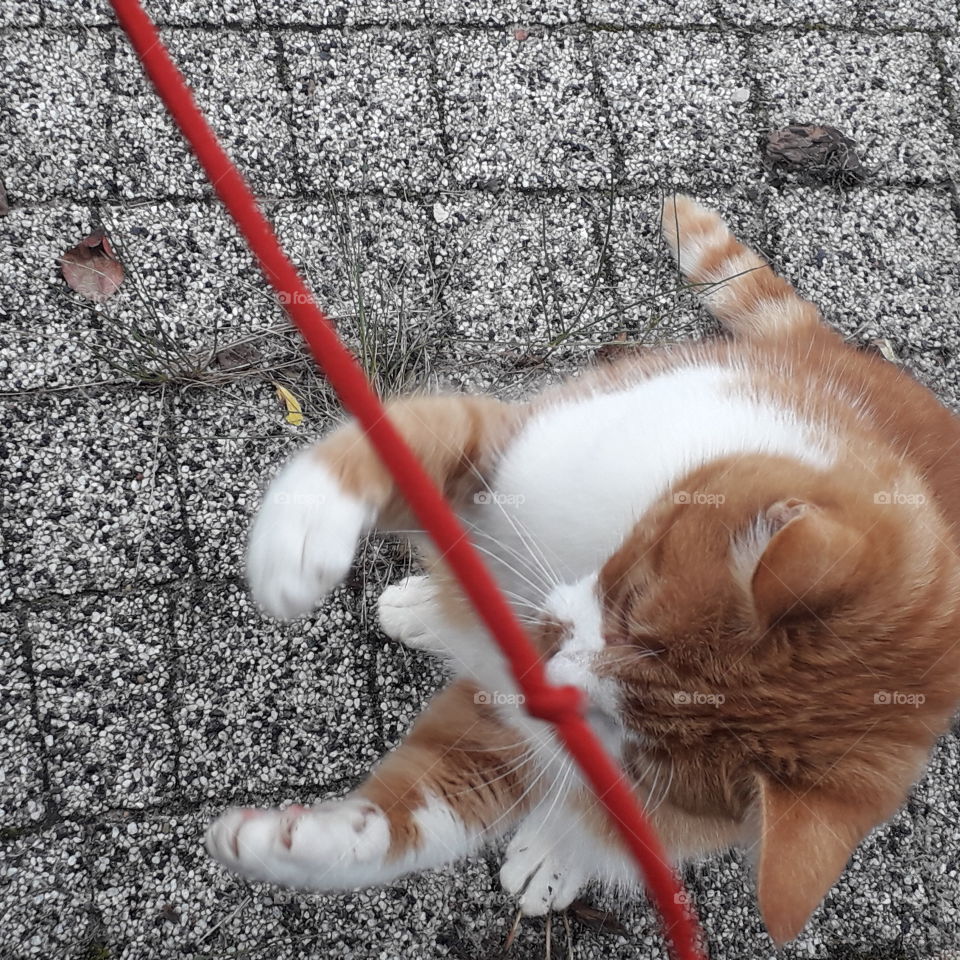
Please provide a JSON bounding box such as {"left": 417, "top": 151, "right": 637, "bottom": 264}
{"left": 500, "top": 826, "right": 588, "bottom": 915}
{"left": 205, "top": 798, "right": 391, "bottom": 890}
{"left": 247, "top": 451, "right": 373, "bottom": 619}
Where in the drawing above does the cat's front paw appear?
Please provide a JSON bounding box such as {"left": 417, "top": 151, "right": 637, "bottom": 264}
{"left": 378, "top": 575, "right": 445, "bottom": 651}
{"left": 205, "top": 798, "right": 390, "bottom": 889}
{"left": 500, "top": 825, "right": 588, "bottom": 915}
{"left": 247, "top": 451, "right": 373, "bottom": 619}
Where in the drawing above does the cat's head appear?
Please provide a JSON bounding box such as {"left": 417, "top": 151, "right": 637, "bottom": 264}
{"left": 538, "top": 453, "right": 960, "bottom": 944}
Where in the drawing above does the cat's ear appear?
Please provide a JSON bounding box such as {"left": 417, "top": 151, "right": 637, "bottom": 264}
{"left": 748, "top": 499, "right": 865, "bottom": 625}
{"left": 753, "top": 777, "right": 887, "bottom": 944}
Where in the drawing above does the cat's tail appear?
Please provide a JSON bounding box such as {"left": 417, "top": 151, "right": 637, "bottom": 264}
{"left": 661, "top": 194, "right": 821, "bottom": 339}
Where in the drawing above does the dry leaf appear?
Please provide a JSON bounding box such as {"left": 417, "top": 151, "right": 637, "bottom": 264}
{"left": 214, "top": 341, "right": 261, "bottom": 371}
{"left": 763, "top": 124, "right": 866, "bottom": 185}
{"left": 0, "top": 181, "right": 8, "bottom": 217}
{"left": 868, "top": 337, "right": 901, "bottom": 364}
{"left": 567, "top": 898, "right": 629, "bottom": 936}
{"left": 594, "top": 331, "right": 640, "bottom": 364}
{"left": 274, "top": 383, "right": 303, "bottom": 426}
{"left": 61, "top": 228, "right": 124, "bottom": 303}
{"left": 158, "top": 903, "right": 181, "bottom": 924}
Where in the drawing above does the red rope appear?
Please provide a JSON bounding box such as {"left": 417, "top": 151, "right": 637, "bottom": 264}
{"left": 107, "top": 4, "right": 707, "bottom": 958}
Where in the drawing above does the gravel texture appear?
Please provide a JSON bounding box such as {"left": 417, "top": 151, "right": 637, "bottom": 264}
{"left": 2, "top": 1, "right": 960, "bottom": 959}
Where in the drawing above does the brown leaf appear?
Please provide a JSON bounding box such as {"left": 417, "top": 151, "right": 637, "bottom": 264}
{"left": 763, "top": 124, "right": 866, "bottom": 185}
{"left": 213, "top": 341, "right": 261, "bottom": 371}
{"left": 158, "top": 903, "right": 181, "bottom": 924}
{"left": 61, "top": 229, "right": 124, "bottom": 303}
{"left": 0, "top": 181, "right": 8, "bottom": 216}
{"left": 594, "top": 332, "right": 641, "bottom": 364}
{"left": 567, "top": 898, "right": 629, "bottom": 936}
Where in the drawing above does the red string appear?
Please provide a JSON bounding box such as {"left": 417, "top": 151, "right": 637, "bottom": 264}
{"left": 107, "top": 4, "right": 708, "bottom": 958}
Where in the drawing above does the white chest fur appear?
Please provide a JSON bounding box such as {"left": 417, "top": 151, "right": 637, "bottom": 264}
{"left": 466, "top": 363, "right": 830, "bottom": 603}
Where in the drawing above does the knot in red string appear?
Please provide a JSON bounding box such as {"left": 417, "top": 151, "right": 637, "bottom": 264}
{"left": 524, "top": 684, "right": 584, "bottom": 724}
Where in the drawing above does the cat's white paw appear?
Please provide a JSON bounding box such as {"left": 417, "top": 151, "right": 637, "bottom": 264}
{"left": 205, "top": 798, "right": 390, "bottom": 890}
{"left": 377, "top": 575, "right": 444, "bottom": 650}
{"left": 247, "top": 451, "right": 373, "bottom": 619}
{"left": 500, "top": 824, "right": 588, "bottom": 915}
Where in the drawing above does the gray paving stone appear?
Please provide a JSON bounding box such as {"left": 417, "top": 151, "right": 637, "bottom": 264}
{"left": 377, "top": 634, "right": 446, "bottom": 752}
{"left": 259, "top": 0, "right": 424, "bottom": 23}
{"left": 941, "top": 36, "right": 960, "bottom": 126}
{"left": 100, "top": 200, "right": 274, "bottom": 364}
{"left": 0, "top": 31, "right": 115, "bottom": 203}
{"left": 142, "top": 0, "right": 259, "bottom": 21}
{"left": 271, "top": 194, "right": 438, "bottom": 349}
{"left": 717, "top": 0, "right": 857, "bottom": 25}
{"left": 427, "top": 0, "right": 580, "bottom": 23}
{"left": 0, "top": 204, "right": 112, "bottom": 392}
{"left": 88, "top": 811, "right": 289, "bottom": 960}
{"left": 0, "top": 390, "right": 188, "bottom": 599}
{"left": 44, "top": 0, "right": 113, "bottom": 25}
{"left": 431, "top": 193, "right": 620, "bottom": 380}
{"left": 112, "top": 30, "right": 296, "bottom": 199}
{"left": 0, "top": 0, "right": 42, "bottom": 24}
{"left": 176, "top": 582, "right": 382, "bottom": 802}
{"left": 594, "top": 31, "right": 758, "bottom": 188}
{"left": 862, "top": 0, "right": 959, "bottom": 29}
{"left": 436, "top": 31, "right": 613, "bottom": 190}
{"left": 584, "top": 0, "right": 716, "bottom": 24}
{"left": 766, "top": 187, "right": 960, "bottom": 404}
{"left": 0, "top": 612, "right": 47, "bottom": 830}
{"left": 170, "top": 383, "right": 305, "bottom": 581}
{"left": 285, "top": 30, "right": 445, "bottom": 193}
{"left": 29, "top": 591, "right": 177, "bottom": 818}
{"left": 0, "top": 823, "right": 94, "bottom": 960}
{"left": 756, "top": 32, "right": 957, "bottom": 185}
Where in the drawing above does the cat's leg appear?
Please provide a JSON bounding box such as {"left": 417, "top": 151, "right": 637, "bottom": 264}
{"left": 248, "top": 395, "right": 522, "bottom": 619}
{"left": 377, "top": 574, "right": 449, "bottom": 654}
{"left": 205, "top": 680, "right": 537, "bottom": 890}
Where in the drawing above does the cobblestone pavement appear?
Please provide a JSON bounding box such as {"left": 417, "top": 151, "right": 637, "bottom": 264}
{"left": 2, "top": 1, "right": 960, "bottom": 958}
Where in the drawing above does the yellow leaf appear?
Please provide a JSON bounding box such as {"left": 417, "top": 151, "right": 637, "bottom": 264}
{"left": 274, "top": 383, "right": 303, "bottom": 426}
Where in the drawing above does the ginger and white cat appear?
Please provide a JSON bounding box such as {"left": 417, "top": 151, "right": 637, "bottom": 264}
{"left": 206, "top": 197, "right": 960, "bottom": 945}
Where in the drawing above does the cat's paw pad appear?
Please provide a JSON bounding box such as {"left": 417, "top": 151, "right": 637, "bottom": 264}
{"left": 205, "top": 798, "right": 390, "bottom": 889}
{"left": 247, "top": 452, "right": 373, "bottom": 619}
{"left": 500, "top": 832, "right": 587, "bottom": 915}
{"left": 378, "top": 575, "right": 443, "bottom": 649}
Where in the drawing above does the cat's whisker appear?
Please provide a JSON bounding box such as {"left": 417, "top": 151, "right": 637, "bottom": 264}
{"left": 484, "top": 740, "right": 569, "bottom": 839}
{"left": 465, "top": 464, "right": 563, "bottom": 593}
{"left": 465, "top": 520, "right": 555, "bottom": 599}
{"left": 470, "top": 540, "right": 552, "bottom": 605}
